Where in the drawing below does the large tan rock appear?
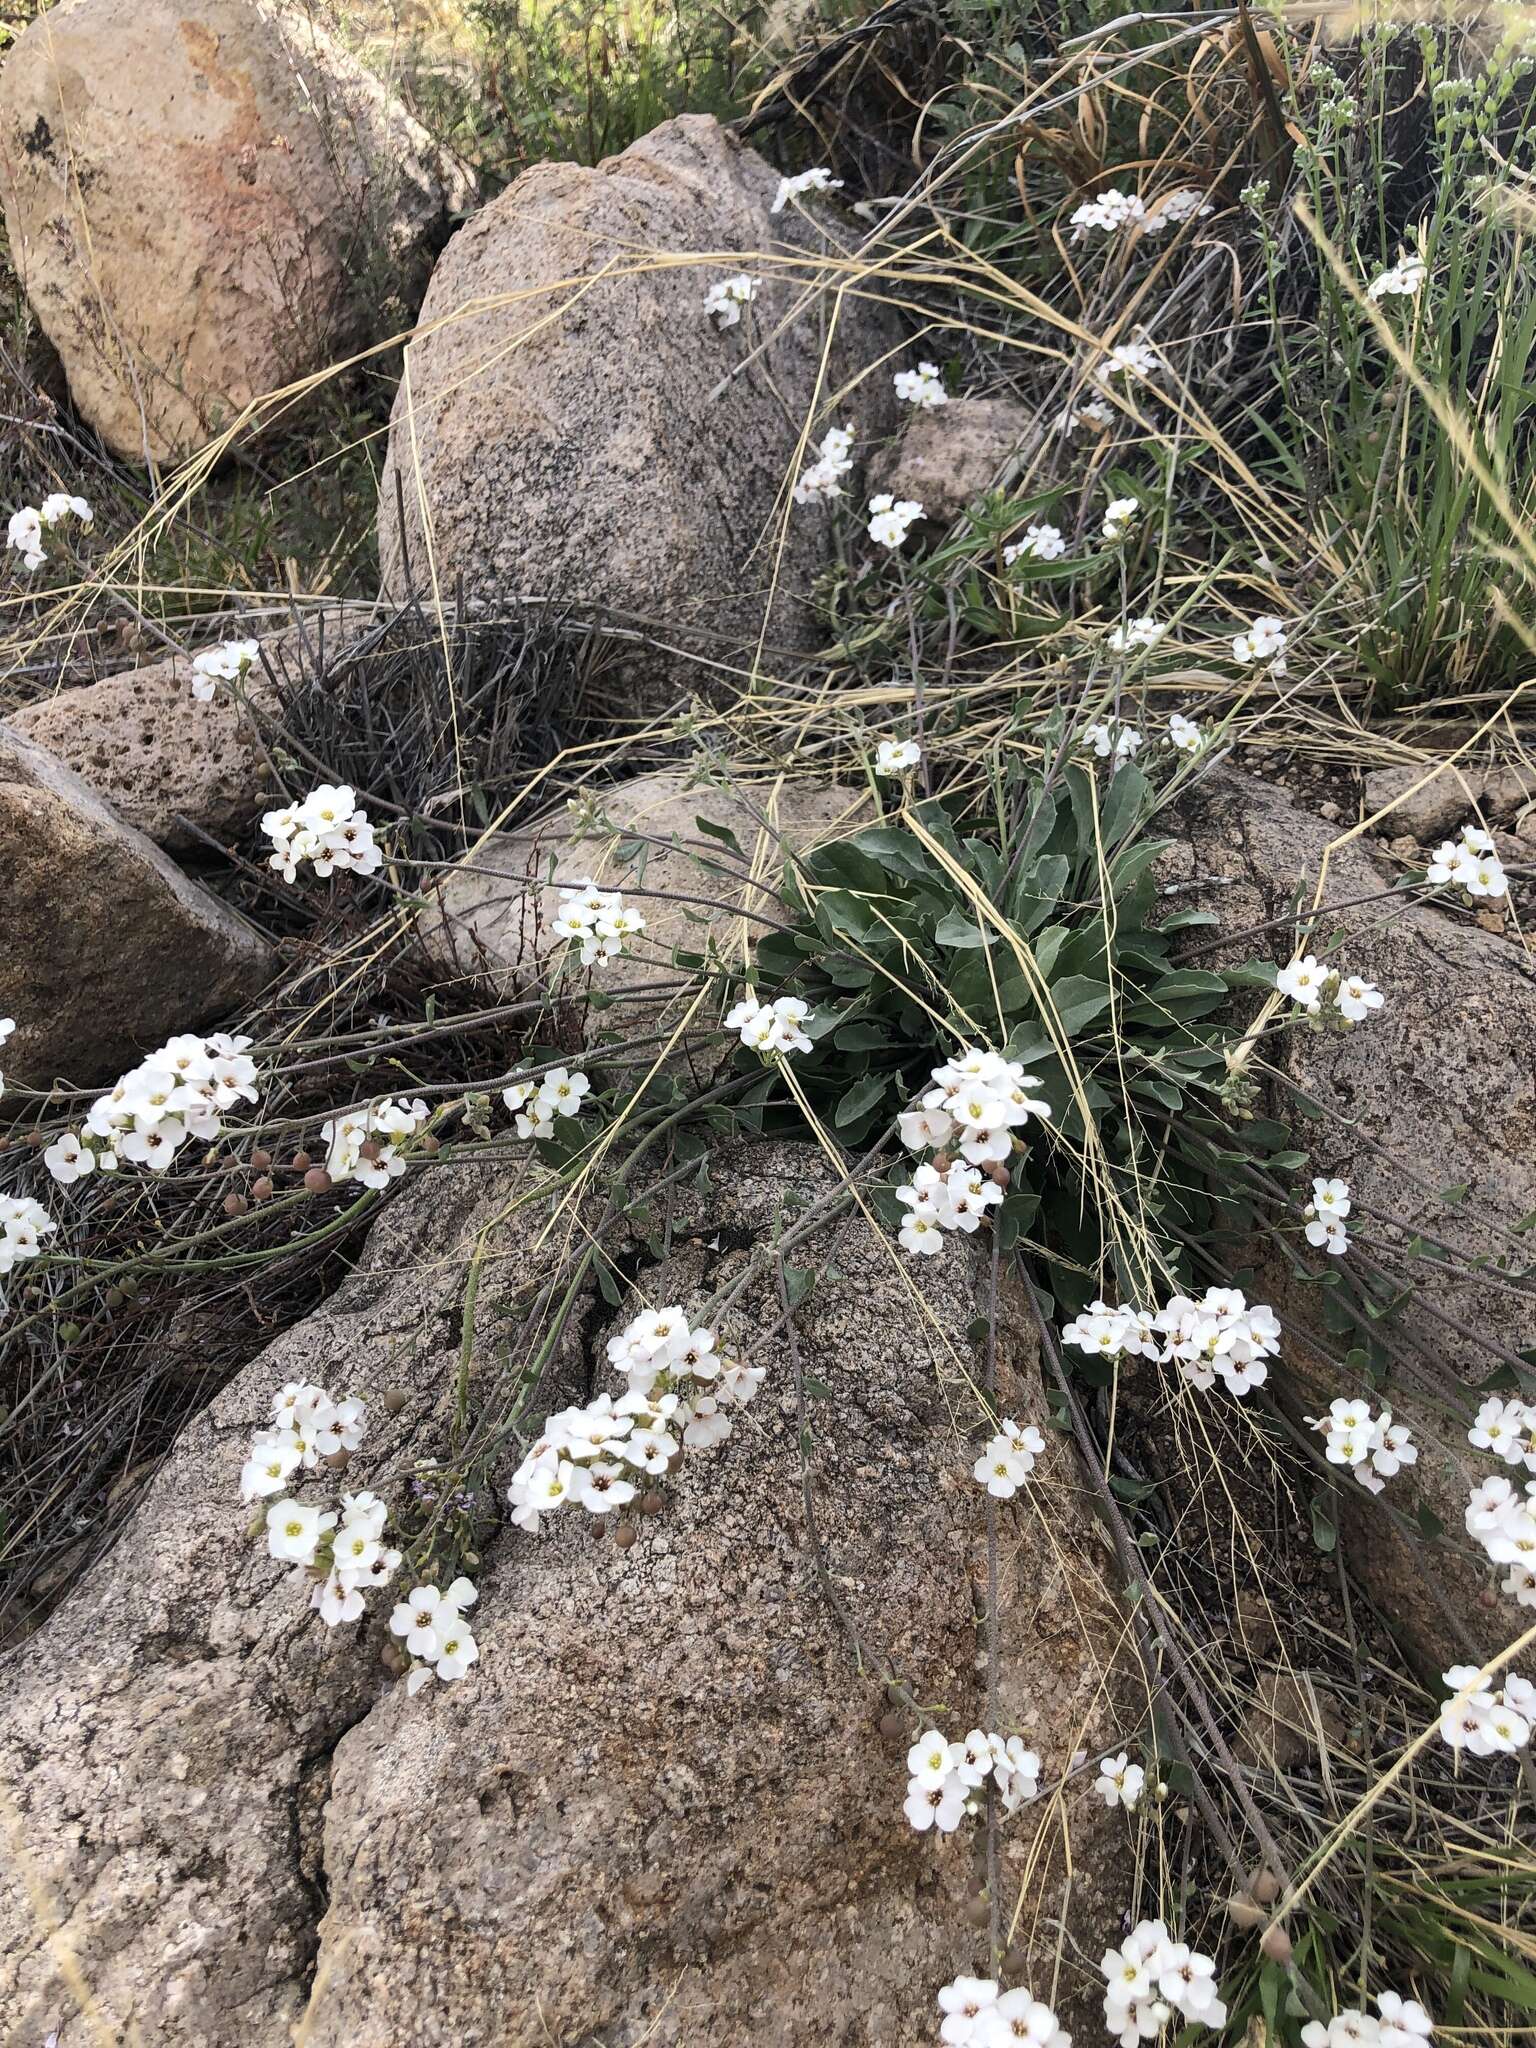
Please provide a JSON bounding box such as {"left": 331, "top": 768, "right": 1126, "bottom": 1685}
{"left": 377, "top": 115, "right": 899, "bottom": 686}
{"left": 1363, "top": 755, "right": 1536, "bottom": 845}
{"left": 0, "top": 1146, "right": 1129, "bottom": 2045}
{"left": 1168, "top": 766, "right": 1536, "bottom": 1669}
{"left": 0, "top": 0, "right": 469, "bottom": 464}
{"left": 0, "top": 723, "right": 273, "bottom": 1086}
{"left": 421, "top": 767, "right": 869, "bottom": 1025}
{"left": 8, "top": 605, "right": 377, "bottom": 851}
{"left": 867, "top": 395, "right": 1033, "bottom": 528}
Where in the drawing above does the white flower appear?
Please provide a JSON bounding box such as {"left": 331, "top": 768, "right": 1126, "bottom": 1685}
{"left": 1437, "top": 1662, "right": 1532, "bottom": 1755}
{"left": 319, "top": 1094, "right": 430, "bottom": 1187}
{"left": 903, "top": 1775, "right": 967, "bottom": 1831}
{"left": 1276, "top": 953, "right": 1327, "bottom": 1009}
{"left": 938, "top": 1975, "right": 1001, "bottom": 2045}
{"left": 1304, "top": 1210, "right": 1350, "bottom": 1256}
{"left": 39, "top": 491, "right": 93, "bottom": 528}
{"left": 1108, "top": 616, "right": 1165, "bottom": 655}
{"left": 1004, "top": 523, "right": 1066, "bottom": 565}
{"left": 874, "top": 736, "right": 922, "bottom": 778}
{"left": 771, "top": 165, "right": 843, "bottom": 213}
{"left": 793, "top": 423, "right": 855, "bottom": 504}
{"left": 1375, "top": 1994, "right": 1434, "bottom": 2048}
{"left": 265, "top": 1499, "right": 336, "bottom": 1566}
{"left": 7, "top": 505, "right": 45, "bottom": 571}
{"left": 1367, "top": 253, "right": 1427, "bottom": 301}
{"left": 1082, "top": 719, "right": 1143, "bottom": 763}
{"left": 725, "top": 989, "right": 814, "bottom": 1059}
{"left": 263, "top": 783, "right": 382, "bottom": 884}
{"left": 893, "top": 360, "right": 948, "bottom": 408}
{"left": 1099, "top": 338, "right": 1161, "bottom": 380}
{"left": 1335, "top": 973, "right": 1384, "bottom": 1022}
{"left": 703, "top": 273, "right": 757, "bottom": 329}
{"left": 1103, "top": 1921, "right": 1225, "bottom": 2041}
{"left": 907, "top": 1728, "right": 954, "bottom": 1790}
{"left": 867, "top": 493, "right": 923, "bottom": 549}
{"left": 0, "top": 1193, "right": 58, "bottom": 1276}
{"left": 1143, "top": 187, "right": 1214, "bottom": 232}
{"left": 188, "top": 637, "right": 261, "bottom": 701}
{"left": 972, "top": 1419, "right": 1044, "bottom": 1498}
{"left": 1167, "top": 711, "right": 1202, "bottom": 752}
{"left": 1070, "top": 187, "right": 1147, "bottom": 239}
{"left": 42, "top": 1130, "right": 97, "bottom": 1184}
{"left": 1061, "top": 396, "right": 1115, "bottom": 433}
{"left": 1102, "top": 496, "right": 1140, "bottom": 542}
{"left": 986, "top": 1987, "right": 1071, "bottom": 2046}
{"left": 1427, "top": 823, "right": 1508, "bottom": 902}
{"left": 1233, "top": 614, "right": 1289, "bottom": 672}
{"left": 1095, "top": 1751, "right": 1146, "bottom": 1809}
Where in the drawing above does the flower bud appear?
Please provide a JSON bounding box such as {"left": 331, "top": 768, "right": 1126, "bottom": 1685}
{"left": 303, "top": 1167, "right": 332, "bottom": 1194}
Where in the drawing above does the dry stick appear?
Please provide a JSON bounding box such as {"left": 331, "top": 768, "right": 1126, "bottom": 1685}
{"left": 1017, "top": 1261, "right": 1331, "bottom": 2019}
{"left": 984, "top": 1230, "right": 1003, "bottom": 1970}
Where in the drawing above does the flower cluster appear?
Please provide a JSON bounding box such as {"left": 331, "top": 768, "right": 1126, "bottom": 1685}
{"left": 1302, "top": 1175, "right": 1352, "bottom": 1255}
{"left": 1108, "top": 617, "right": 1164, "bottom": 655}
{"left": 1275, "top": 957, "right": 1385, "bottom": 1024}
{"left": 725, "top": 989, "right": 813, "bottom": 1058}
{"left": 1004, "top": 522, "right": 1067, "bottom": 565}
{"left": 47, "top": 1030, "right": 261, "bottom": 1181}
{"left": 1144, "top": 187, "right": 1214, "bottom": 232}
{"left": 0, "top": 1193, "right": 56, "bottom": 1279}
{"left": 243, "top": 1378, "right": 369, "bottom": 1501}
{"left": 1062, "top": 395, "right": 1115, "bottom": 433}
{"left": 703, "top": 273, "right": 757, "bottom": 329}
{"left": 1306, "top": 1398, "right": 1417, "bottom": 1493}
{"left": 1427, "top": 822, "right": 1508, "bottom": 901}
{"left": 1098, "top": 338, "right": 1161, "bottom": 382}
{"left": 1063, "top": 1288, "right": 1282, "bottom": 1398}
{"left": 1436, "top": 1662, "right": 1535, "bottom": 1756}
{"left": 1469, "top": 1396, "right": 1536, "bottom": 1470}
{"left": 1081, "top": 718, "right": 1143, "bottom": 763}
{"left": 1168, "top": 711, "right": 1203, "bottom": 752}
{"left": 771, "top": 165, "right": 843, "bottom": 212}
{"left": 972, "top": 1416, "right": 1046, "bottom": 1498}
{"left": 1465, "top": 1473, "right": 1536, "bottom": 1605}
{"left": 898, "top": 1160, "right": 1005, "bottom": 1257}
{"left": 904, "top": 1725, "right": 1041, "bottom": 1833}
{"left": 793, "top": 424, "right": 855, "bottom": 503}
{"left": 875, "top": 737, "right": 922, "bottom": 777}
{"left": 8, "top": 492, "right": 92, "bottom": 572}
{"left": 1367, "top": 254, "right": 1427, "bottom": 300}
{"left": 868, "top": 493, "right": 924, "bottom": 548}
{"left": 1101, "top": 496, "right": 1139, "bottom": 542}
{"left": 936, "top": 1977, "right": 1069, "bottom": 2048}
{"left": 389, "top": 1577, "right": 480, "bottom": 1695}
{"left": 1101, "top": 1921, "right": 1227, "bottom": 2046}
{"left": 550, "top": 877, "right": 647, "bottom": 966}
{"left": 320, "top": 1095, "right": 431, "bottom": 1189}
{"left": 1303, "top": 1993, "right": 1434, "bottom": 2048}
{"left": 1070, "top": 186, "right": 1147, "bottom": 238}
{"left": 262, "top": 785, "right": 382, "bottom": 884}
{"left": 900, "top": 1045, "right": 1053, "bottom": 1167}
{"left": 894, "top": 360, "right": 949, "bottom": 409}
{"left": 507, "top": 1305, "right": 764, "bottom": 1533}
{"left": 1232, "top": 614, "right": 1289, "bottom": 672}
{"left": 190, "top": 637, "right": 260, "bottom": 701}
{"left": 1095, "top": 1750, "right": 1145, "bottom": 1809}
{"left": 502, "top": 1065, "right": 591, "bottom": 1141}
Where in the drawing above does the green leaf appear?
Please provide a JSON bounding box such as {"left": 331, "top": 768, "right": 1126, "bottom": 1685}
{"left": 834, "top": 1071, "right": 888, "bottom": 1128}
{"left": 1045, "top": 974, "right": 1113, "bottom": 1034}
{"left": 694, "top": 814, "right": 744, "bottom": 856}
{"left": 832, "top": 1019, "right": 892, "bottom": 1052}
{"left": 934, "top": 908, "right": 993, "bottom": 949}
{"left": 783, "top": 1262, "right": 819, "bottom": 1309}
{"left": 1311, "top": 1499, "right": 1337, "bottom": 1554}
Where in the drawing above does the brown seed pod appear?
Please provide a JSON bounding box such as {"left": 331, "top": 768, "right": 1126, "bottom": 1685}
{"left": 1226, "top": 1897, "right": 1265, "bottom": 1930}
{"left": 382, "top": 1387, "right": 410, "bottom": 1416}
{"left": 614, "top": 1521, "right": 638, "bottom": 1551}
{"left": 1259, "top": 1923, "right": 1293, "bottom": 1965}
{"left": 223, "top": 1193, "right": 248, "bottom": 1217}
{"left": 878, "top": 1709, "right": 906, "bottom": 1741}
{"left": 640, "top": 1491, "right": 665, "bottom": 1517}
{"left": 1249, "top": 1867, "right": 1282, "bottom": 1906}
{"left": 421, "top": 1132, "right": 441, "bottom": 1155}
{"left": 303, "top": 1167, "right": 332, "bottom": 1194}
{"left": 292, "top": 1150, "right": 312, "bottom": 1172}
{"left": 251, "top": 1176, "right": 275, "bottom": 1202}
{"left": 250, "top": 1148, "right": 272, "bottom": 1172}
{"left": 989, "top": 1164, "right": 1011, "bottom": 1189}
{"left": 964, "top": 1895, "right": 991, "bottom": 1927}
{"left": 931, "top": 1151, "right": 953, "bottom": 1175}
{"left": 359, "top": 1138, "right": 382, "bottom": 1162}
